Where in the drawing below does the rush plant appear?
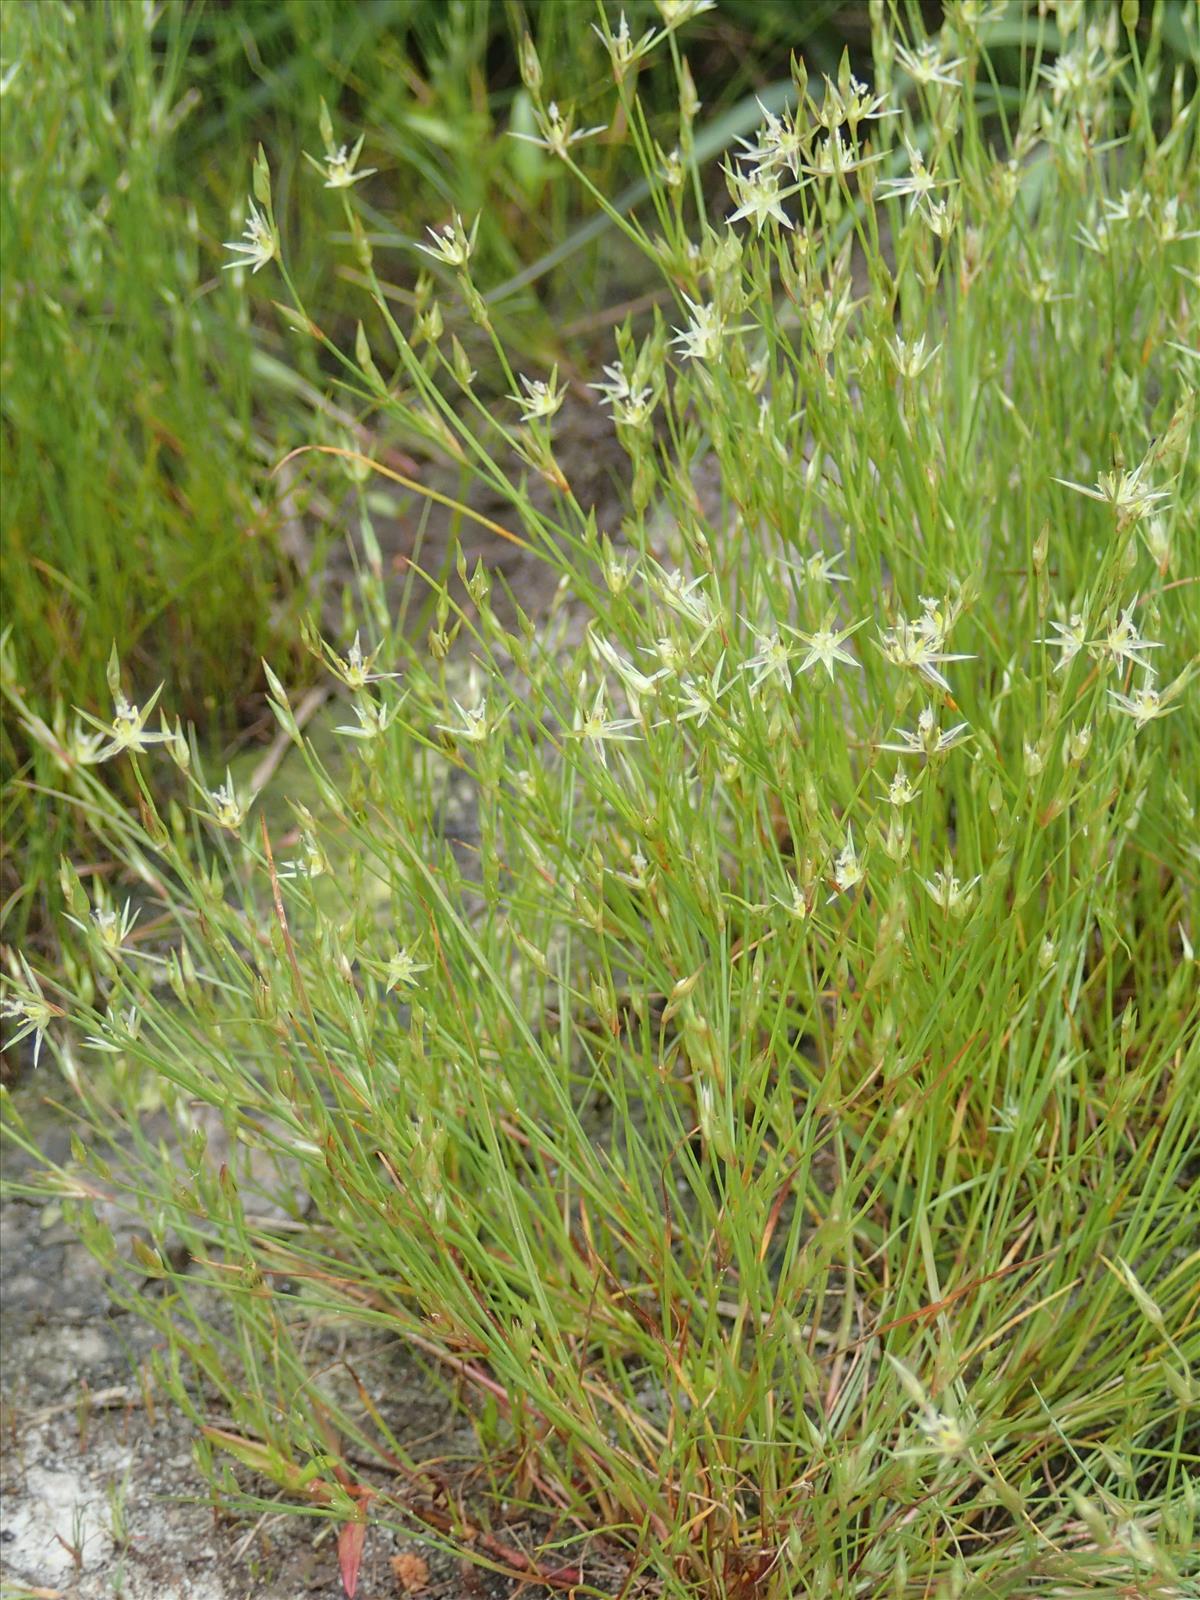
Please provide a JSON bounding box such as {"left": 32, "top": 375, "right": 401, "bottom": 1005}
{"left": 4, "top": 2, "right": 1198, "bottom": 1595}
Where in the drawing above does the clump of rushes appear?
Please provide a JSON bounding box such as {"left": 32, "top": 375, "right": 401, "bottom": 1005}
{"left": 4, "top": 3, "right": 1199, "bottom": 1596}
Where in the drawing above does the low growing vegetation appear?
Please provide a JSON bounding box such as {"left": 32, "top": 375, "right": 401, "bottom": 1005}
{"left": 3, "top": 1, "right": 1198, "bottom": 1595}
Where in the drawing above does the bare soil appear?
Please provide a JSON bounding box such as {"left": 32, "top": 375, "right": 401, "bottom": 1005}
{"left": 0, "top": 1085, "right": 530, "bottom": 1600}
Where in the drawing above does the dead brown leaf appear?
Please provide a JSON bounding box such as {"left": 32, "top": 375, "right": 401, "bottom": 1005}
{"left": 390, "top": 1551, "right": 431, "bottom": 1594}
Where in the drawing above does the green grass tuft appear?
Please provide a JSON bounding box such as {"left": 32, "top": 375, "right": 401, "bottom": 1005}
{"left": 4, "top": 2, "right": 1199, "bottom": 1595}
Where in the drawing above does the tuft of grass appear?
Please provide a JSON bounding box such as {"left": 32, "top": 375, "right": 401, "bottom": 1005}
{"left": 0, "top": 1, "right": 297, "bottom": 940}
{"left": 4, "top": 2, "right": 1199, "bottom": 1596}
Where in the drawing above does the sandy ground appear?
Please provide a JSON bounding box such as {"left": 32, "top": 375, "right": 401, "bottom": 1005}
{"left": 0, "top": 1084, "right": 527, "bottom": 1600}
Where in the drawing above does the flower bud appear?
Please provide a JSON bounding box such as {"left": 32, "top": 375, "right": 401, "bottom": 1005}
{"left": 678, "top": 57, "right": 700, "bottom": 127}
{"left": 252, "top": 144, "right": 272, "bottom": 209}
{"left": 1032, "top": 521, "right": 1049, "bottom": 573}
{"left": 450, "top": 335, "right": 476, "bottom": 389}
{"left": 415, "top": 302, "right": 443, "bottom": 345}
{"left": 1141, "top": 515, "right": 1170, "bottom": 573}
{"left": 1067, "top": 723, "right": 1092, "bottom": 765}
{"left": 518, "top": 33, "right": 542, "bottom": 95}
